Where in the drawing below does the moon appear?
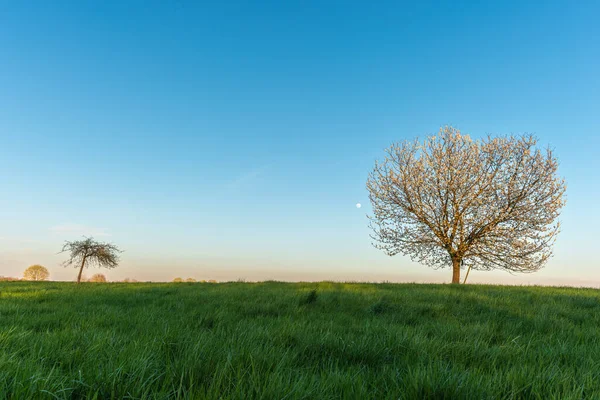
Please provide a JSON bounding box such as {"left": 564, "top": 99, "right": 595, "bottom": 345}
{"left": 356, "top": 203, "right": 362, "bottom": 208}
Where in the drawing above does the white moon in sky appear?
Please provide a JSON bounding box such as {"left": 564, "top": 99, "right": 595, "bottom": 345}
{"left": 356, "top": 203, "right": 362, "bottom": 208}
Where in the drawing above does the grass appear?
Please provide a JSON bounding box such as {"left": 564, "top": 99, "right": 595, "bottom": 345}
{"left": 1, "top": 281, "right": 600, "bottom": 399}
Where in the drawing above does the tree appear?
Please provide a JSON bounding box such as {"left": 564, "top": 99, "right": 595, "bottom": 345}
{"left": 185, "top": 278, "right": 197, "bottom": 282}
{"left": 23, "top": 265, "right": 49, "bottom": 281}
{"left": 367, "top": 126, "right": 566, "bottom": 284}
{"left": 89, "top": 273, "right": 107, "bottom": 283}
{"left": 61, "top": 237, "right": 122, "bottom": 284}
{"left": 173, "top": 277, "right": 183, "bottom": 283}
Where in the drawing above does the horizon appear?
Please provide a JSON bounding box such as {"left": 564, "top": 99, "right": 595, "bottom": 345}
{"left": 1, "top": 1, "right": 599, "bottom": 286}
{"left": 5, "top": 274, "right": 600, "bottom": 289}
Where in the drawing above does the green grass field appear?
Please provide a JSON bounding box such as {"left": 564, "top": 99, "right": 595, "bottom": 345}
{"left": 1, "top": 281, "right": 600, "bottom": 399}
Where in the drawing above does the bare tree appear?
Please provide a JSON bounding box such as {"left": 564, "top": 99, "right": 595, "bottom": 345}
{"left": 61, "top": 237, "right": 122, "bottom": 284}
{"left": 367, "top": 126, "right": 566, "bottom": 284}
{"left": 89, "top": 273, "right": 107, "bottom": 283}
{"left": 23, "top": 265, "right": 50, "bottom": 281}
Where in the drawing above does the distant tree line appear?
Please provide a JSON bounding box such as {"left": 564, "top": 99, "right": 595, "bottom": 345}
{"left": 9, "top": 237, "right": 225, "bottom": 285}
{"left": 173, "top": 278, "right": 217, "bottom": 283}
{"left": 0, "top": 276, "right": 21, "bottom": 281}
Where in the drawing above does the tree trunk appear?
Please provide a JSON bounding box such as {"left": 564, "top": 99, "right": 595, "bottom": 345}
{"left": 77, "top": 256, "right": 87, "bottom": 284}
{"left": 463, "top": 264, "right": 472, "bottom": 284}
{"left": 451, "top": 257, "right": 461, "bottom": 284}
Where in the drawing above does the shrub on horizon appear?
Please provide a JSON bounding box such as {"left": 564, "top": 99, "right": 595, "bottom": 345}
{"left": 89, "top": 273, "right": 107, "bottom": 283}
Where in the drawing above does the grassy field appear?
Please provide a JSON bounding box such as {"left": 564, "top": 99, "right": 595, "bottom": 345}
{"left": 1, "top": 281, "right": 600, "bottom": 399}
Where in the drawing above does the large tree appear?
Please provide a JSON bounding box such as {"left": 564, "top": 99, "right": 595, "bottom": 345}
{"left": 61, "top": 237, "right": 122, "bottom": 284}
{"left": 23, "top": 264, "right": 50, "bottom": 281}
{"left": 367, "top": 126, "right": 566, "bottom": 284}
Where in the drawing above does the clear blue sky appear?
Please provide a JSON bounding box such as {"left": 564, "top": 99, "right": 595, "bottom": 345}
{"left": 1, "top": 1, "right": 598, "bottom": 284}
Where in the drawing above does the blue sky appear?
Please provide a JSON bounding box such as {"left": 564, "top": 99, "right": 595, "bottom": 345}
{"left": 1, "top": 1, "right": 598, "bottom": 284}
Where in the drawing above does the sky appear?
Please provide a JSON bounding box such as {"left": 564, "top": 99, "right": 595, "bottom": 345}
{"left": 0, "top": 1, "right": 598, "bottom": 285}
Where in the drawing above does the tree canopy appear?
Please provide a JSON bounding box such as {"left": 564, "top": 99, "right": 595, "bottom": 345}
{"left": 367, "top": 126, "right": 566, "bottom": 283}
{"left": 61, "top": 237, "right": 122, "bottom": 284}
{"left": 23, "top": 264, "right": 49, "bottom": 281}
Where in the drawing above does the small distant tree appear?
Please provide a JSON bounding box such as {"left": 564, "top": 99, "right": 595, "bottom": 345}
{"left": 61, "top": 237, "right": 122, "bottom": 284}
{"left": 89, "top": 273, "right": 107, "bottom": 283}
{"left": 208, "top": 279, "right": 217, "bottom": 283}
{"left": 173, "top": 277, "right": 183, "bottom": 283}
{"left": 185, "top": 278, "right": 197, "bottom": 283}
{"left": 367, "top": 126, "right": 566, "bottom": 284}
{"left": 23, "top": 265, "right": 50, "bottom": 281}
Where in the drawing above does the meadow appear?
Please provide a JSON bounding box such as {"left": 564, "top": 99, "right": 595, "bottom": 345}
{"left": 1, "top": 281, "right": 599, "bottom": 399}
